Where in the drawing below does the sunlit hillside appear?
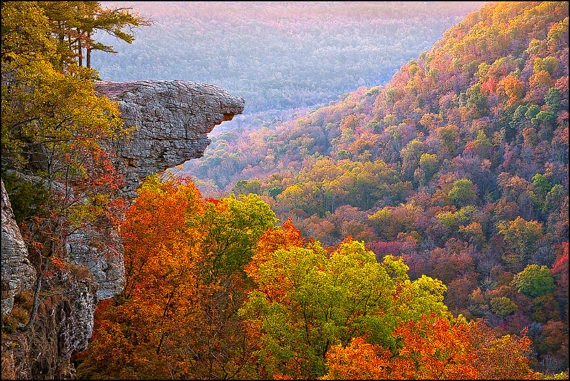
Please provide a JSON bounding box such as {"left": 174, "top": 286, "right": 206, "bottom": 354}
{"left": 180, "top": 1, "right": 569, "bottom": 373}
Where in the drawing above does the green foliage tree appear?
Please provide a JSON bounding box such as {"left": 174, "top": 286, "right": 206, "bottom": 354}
{"left": 544, "top": 87, "right": 561, "bottom": 113}
{"left": 490, "top": 296, "right": 518, "bottom": 317}
{"left": 239, "top": 239, "right": 449, "bottom": 379}
{"left": 532, "top": 173, "right": 552, "bottom": 199}
{"left": 466, "top": 83, "right": 489, "bottom": 118}
{"left": 200, "top": 192, "right": 278, "bottom": 279}
{"left": 437, "top": 205, "right": 476, "bottom": 232}
{"left": 418, "top": 152, "right": 439, "bottom": 181}
{"left": 512, "top": 264, "right": 555, "bottom": 298}
{"left": 232, "top": 178, "right": 263, "bottom": 196}
{"left": 543, "top": 184, "right": 565, "bottom": 214}
{"left": 448, "top": 178, "right": 477, "bottom": 207}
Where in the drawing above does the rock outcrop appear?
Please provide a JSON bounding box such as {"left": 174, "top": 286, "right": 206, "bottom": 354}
{"left": 64, "top": 80, "right": 244, "bottom": 301}
{"left": 95, "top": 80, "right": 245, "bottom": 197}
{"left": 1, "top": 80, "right": 244, "bottom": 380}
{"left": 2, "top": 178, "right": 98, "bottom": 380}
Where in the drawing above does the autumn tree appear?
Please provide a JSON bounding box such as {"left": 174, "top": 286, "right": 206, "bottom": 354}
{"left": 1, "top": 1, "right": 144, "bottom": 330}
{"left": 75, "top": 175, "right": 205, "bottom": 378}
{"left": 37, "top": 1, "right": 151, "bottom": 69}
{"left": 239, "top": 238, "right": 449, "bottom": 379}
{"left": 465, "top": 319, "right": 537, "bottom": 380}
{"left": 321, "top": 336, "right": 394, "bottom": 380}
{"left": 497, "top": 217, "right": 544, "bottom": 271}
{"left": 76, "top": 175, "right": 278, "bottom": 379}
{"left": 448, "top": 178, "right": 478, "bottom": 207}
{"left": 322, "top": 314, "right": 536, "bottom": 380}
{"left": 167, "top": 192, "right": 278, "bottom": 379}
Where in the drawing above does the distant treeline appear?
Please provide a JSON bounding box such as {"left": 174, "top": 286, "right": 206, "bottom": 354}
{"left": 92, "top": 1, "right": 484, "bottom": 113}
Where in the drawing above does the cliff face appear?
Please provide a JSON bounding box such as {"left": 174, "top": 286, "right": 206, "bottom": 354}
{"left": 1, "top": 180, "right": 36, "bottom": 317}
{"left": 68, "top": 80, "right": 245, "bottom": 301}
{"left": 1, "top": 80, "right": 244, "bottom": 380}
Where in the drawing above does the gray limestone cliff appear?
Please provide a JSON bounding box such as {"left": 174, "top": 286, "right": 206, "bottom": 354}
{"left": 1, "top": 80, "right": 244, "bottom": 380}
{"left": 95, "top": 80, "right": 245, "bottom": 197}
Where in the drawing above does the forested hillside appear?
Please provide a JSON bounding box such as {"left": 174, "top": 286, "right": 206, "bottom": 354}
{"left": 180, "top": 1, "right": 569, "bottom": 374}
{"left": 3, "top": 1, "right": 567, "bottom": 380}
{"left": 76, "top": 174, "right": 548, "bottom": 379}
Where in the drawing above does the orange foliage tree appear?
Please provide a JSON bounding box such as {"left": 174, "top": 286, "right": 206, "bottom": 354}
{"left": 323, "top": 314, "right": 537, "bottom": 380}
{"left": 76, "top": 175, "right": 278, "bottom": 379}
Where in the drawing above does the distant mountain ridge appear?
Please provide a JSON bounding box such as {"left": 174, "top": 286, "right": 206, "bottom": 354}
{"left": 93, "top": 1, "right": 484, "bottom": 114}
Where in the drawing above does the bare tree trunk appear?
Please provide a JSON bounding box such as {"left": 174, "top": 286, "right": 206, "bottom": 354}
{"left": 86, "top": 32, "right": 91, "bottom": 68}
{"left": 24, "top": 257, "right": 43, "bottom": 331}
{"left": 76, "top": 28, "right": 83, "bottom": 67}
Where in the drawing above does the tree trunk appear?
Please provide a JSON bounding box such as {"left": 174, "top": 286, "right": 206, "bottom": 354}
{"left": 86, "top": 32, "right": 91, "bottom": 68}
{"left": 76, "top": 28, "right": 83, "bottom": 67}
{"left": 24, "top": 259, "right": 43, "bottom": 331}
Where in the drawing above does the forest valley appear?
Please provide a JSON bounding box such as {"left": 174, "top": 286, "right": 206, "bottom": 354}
{"left": 1, "top": 1, "right": 569, "bottom": 380}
